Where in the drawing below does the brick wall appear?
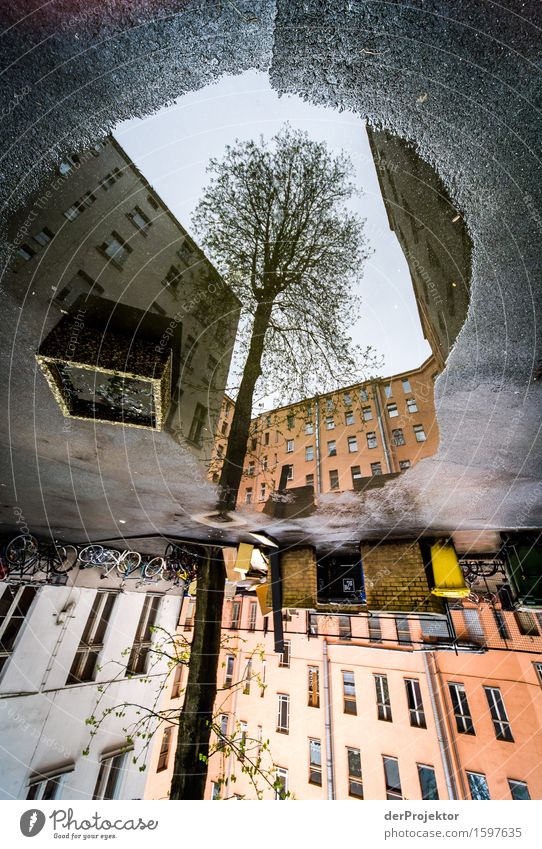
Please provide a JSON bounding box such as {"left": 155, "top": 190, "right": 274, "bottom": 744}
{"left": 362, "top": 540, "right": 443, "bottom": 613}
{"left": 268, "top": 547, "right": 318, "bottom": 610}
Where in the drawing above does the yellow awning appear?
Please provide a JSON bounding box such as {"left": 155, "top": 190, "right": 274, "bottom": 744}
{"left": 430, "top": 539, "right": 470, "bottom": 598}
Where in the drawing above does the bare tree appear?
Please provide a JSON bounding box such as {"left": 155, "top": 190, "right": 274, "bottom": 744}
{"left": 192, "top": 124, "right": 374, "bottom": 512}
{"left": 170, "top": 126, "right": 374, "bottom": 799}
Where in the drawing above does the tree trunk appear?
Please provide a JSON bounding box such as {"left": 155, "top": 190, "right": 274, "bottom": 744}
{"left": 169, "top": 547, "right": 226, "bottom": 799}
{"left": 218, "top": 298, "right": 274, "bottom": 512}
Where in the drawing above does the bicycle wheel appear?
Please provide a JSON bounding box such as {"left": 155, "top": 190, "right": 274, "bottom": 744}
{"left": 4, "top": 534, "right": 39, "bottom": 567}
{"left": 50, "top": 544, "right": 76, "bottom": 575}
{"left": 117, "top": 550, "right": 141, "bottom": 576}
{"left": 78, "top": 544, "right": 105, "bottom": 566}
{"left": 144, "top": 556, "right": 165, "bottom": 579}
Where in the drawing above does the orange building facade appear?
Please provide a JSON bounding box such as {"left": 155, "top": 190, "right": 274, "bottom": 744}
{"left": 210, "top": 356, "right": 440, "bottom": 509}
{"left": 144, "top": 594, "right": 542, "bottom": 801}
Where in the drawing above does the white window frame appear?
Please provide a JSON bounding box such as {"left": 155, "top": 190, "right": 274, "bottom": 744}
{"left": 277, "top": 693, "right": 290, "bottom": 733}
{"left": 93, "top": 749, "right": 130, "bottom": 800}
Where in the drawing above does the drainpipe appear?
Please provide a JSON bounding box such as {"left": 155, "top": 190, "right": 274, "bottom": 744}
{"left": 372, "top": 382, "right": 393, "bottom": 474}
{"left": 322, "top": 639, "right": 335, "bottom": 799}
{"left": 314, "top": 395, "right": 322, "bottom": 496}
{"left": 422, "top": 651, "right": 458, "bottom": 800}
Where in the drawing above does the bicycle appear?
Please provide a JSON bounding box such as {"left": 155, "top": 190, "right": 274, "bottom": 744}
{"left": 1, "top": 534, "right": 40, "bottom": 581}
{"left": 34, "top": 541, "right": 78, "bottom": 581}
{"left": 160, "top": 542, "right": 201, "bottom": 584}
{"left": 77, "top": 544, "right": 142, "bottom": 579}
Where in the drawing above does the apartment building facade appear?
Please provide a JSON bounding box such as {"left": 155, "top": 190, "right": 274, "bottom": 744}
{"left": 144, "top": 593, "right": 542, "bottom": 801}
{"left": 8, "top": 136, "right": 240, "bottom": 459}
{"left": 211, "top": 356, "right": 439, "bottom": 509}
{"left": 0, "top": 578, "right": 182, "bottom": 800}
{"left": 367, "top": 126, "right": 472, "bottom": 372}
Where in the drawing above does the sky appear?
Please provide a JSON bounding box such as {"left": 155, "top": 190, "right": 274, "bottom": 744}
{"left": 114, "top": 69, "right": 431, "bottom": 380}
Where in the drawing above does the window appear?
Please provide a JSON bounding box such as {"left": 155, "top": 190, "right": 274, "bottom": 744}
{"left": 211, "top": 782, "right": 221, "bottom": 800}
{"left": 306, "top": 473, "right": 315, "bottom": 487}
{"left": 396, "top": 616, "right": 411, "bottom": 644}
{"left": 362, "top": 406, "right": 373, "bottom": 421}
{"left": 327, "top": 440, "right": 337, "bottom": 456}
{"left": 351, "top": 466, "right": 362, "bottom": 485}
{"left": 286, "top": 414, "right": 294, "bottom": 429}
{"left": 247, "top": 461, "right": 255, "bottom": 476}
{"left": 308, "top": 666, "right": 320, "bottom": 707}
{"left": 188, "top": 403, "right": 207, "bottom": 446}
{"left": 326, "top": 398, "right": 334, "bottom": 411}
{"left": 387, "top": 403, "right": 398, "bottom": 417}
{"left": 308, "top": 612, "right": 318, "bottom": 636}
{"left": 392, "top": 428, "right": 405, "bottom": 446}
{"left": 384, "top": 384, "right": 392, "bottom": 398}
{"left": 127, "top": 205, "right": 151, "bottom": 232}
{"left": 344, "top": 392, "right": 352, "bottom": 406}
{"left": 63, "top": 204, "right": 81, "bottom": 221}
{"left": 238, "top": 721, "right": 248, "bottom": 757}
{"left": 243, "top": 659, "right": 252, "bottom": 695}
{"left": 345, "top": 410, "right": 355, "bottom": 425}
{"left": 339, "top": 615, "right": 352, "bottom": 640}
{"left": 514, "top": 610, "right": 538, "bottom": 636}
{"left": 464, "top": 608, "right": 485, "bottom": 644}
{"left": 285, "top": 465, "right": 293, "bottom": 481}
{"left": 508, "top": 779, "right": 531, "bottom": 800}
{"left": 279, "top": 640, "right": 291, "bottom": 668}
{"left": 417, "top": 765, "right": 439, "bottom": 800}
{"left": 309, "top": 739, "right": 322, "bottom": 785}
{"left": 484, "top": 687, "right": 513, "bottom": 741}
{"left": 17, "top": 243, "right": 35, "bottom": 261}
{"left": 171, "top": 663, "right": 183, "bottom": 699}
{"left": 534, "top": 662, "right": 542, "bottom": 685}
{"left": 371, "top": 462, "right": 382, "bottom": 476}
{"left": 248, "top": 602, "right": 257, "bottom": 631}
{"left": 251, "top": 437, "right": 258, "bottom": 451}
{"left": 405, "top": 679, "right": 426, "bottom": 728}
{"left": 275, "top": 767, "right": 288, "bottom": 799}
{"left": 66, "top": 591, "right": 117, "bottom": 684}
{"left": 217, "top": 714, "right": 229, "bottom": 750}
{"left": 286, "top": 439, "right": 294, "bottom": 453}
{"left": 183, "top": 601, "right": 195, "bottom": 630}
{"left": 347, "top": 436, "right": 358, "bottom": 453}
{"left": 26, "top": 765, "right": 73, "bottom": 800}
{"left": 245, "top": 488, "right": 253, "bottom": 504}
{"left": 383, "top": 756, "right": 402, "bottom": 800}
{"left": 413, "top": 424, "right": 426, "bottom": 442}
{"left": 305, "top": 421, "right": 314, "bottom": 435}
{"left": 342, "top": 671, "right": 357, "bottom": 715}
{"left": 93, "top": 750, "right": 129, "bottom": 800}
{"left": 360, "top": 388, "right": 369, "bottom": 402}
{"left": 126, "top": 595, "right": 161, "bottom": 675}
{"left": 326, "top": 416, "right": 335, "bottom": 430}
{"left": 402, "top": 378, "right": 412, "bottom": 393}
{"left": 467, "top": 771, "right": 490, "bottom": 800}
{"left": 264, "top": 431, "right": 270, "bottom": 445}
{"left": 399, "top": 459, "right": 411, "bottom": 470}
{"left": 33, "top": 227, "right": 55, "bottom": 246}
{"left": 493, "top": 608, "right": 511, "bottom": 640}
{"left": 0, "top": 585, "right": 37, "bottom": 676}
{"left": 305, "top": 445, "right": 314, "bottom": 461}
{"left": 448, "top": 683, "right": 475, "bottom": 734}
{"left": 407, "top": 398, "right": 418, "bottom": 413}
{"left": 230, "top": 600, "right": 241, "bottom": 630}
{"left": 162, "top": 264, "right": 182, "bottom": 291}
{"left": 259, "top": 483, "right": 267, "bottom": 502}
{"left": 347, "top": 748, "right": 363, "bottom": 798}
{"left": 221, "top": 420, "right": 228, "bottom": 436}
{"left": 369, "top": 615, "right": 382, "bottom": 642}
{"left": 156, "top": 726, "right": 172, "bottom": 772}
{"left": 99, "top": 168, "right": 123, "bottom": 190}
{"left": 366, "top": 431, "right": 377, "bottom": 449}
{"left": 375, "top": 674, "right": 392, "bottom": 721}
{"left": 147, "top": 194, "right": 160, "bottom": 210}
{"left": 98, "top": 231, "right": 132, "bottom": 268}
{"left": 224, "top": 655, "right": 235, "bottom": 688}
{"left": 277, "top": 694, "right": 290, "bottom": 733}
